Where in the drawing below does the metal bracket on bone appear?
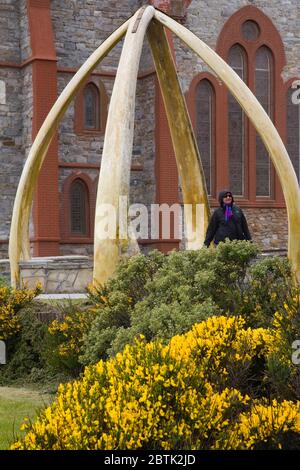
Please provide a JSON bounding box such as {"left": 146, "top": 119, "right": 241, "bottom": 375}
{"left": 132, "top": 6, "right": 147, "bottom": 33}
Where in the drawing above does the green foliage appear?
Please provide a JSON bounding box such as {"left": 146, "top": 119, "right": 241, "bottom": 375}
{"left": 11, "top": 241, "right": 295, "bottom": 399}
{"left": 0, "top": 275, "right": 8, "bottom": 288}
{"left": 74, "top": 251, "right": 165, "bottom": 364}
{"left": 264, "top": 353, "right": 292, "bottom": 399}
{"left": 80, "top": 241, "right": 258, "bottom": 365}
{"left": 89, "top": 249, "right": 165, "bottom": 305}
{"left": 195, "top": 240, "right": 259, "bottom": 313}
{"left": 44, "top": 299, "right": 95, "bottom": 376}
{"left": 84, "top": 298, "right": 220, "bottom": 363}
{"left": 0, "top": 301, "right": 73, "bottom": 388}
{"left": 264, "top": 293, "right": 300, "bottom": 400}
{"left": 0, "top": 284, "right": 42, "bottom": 341}
{"left": 2, "top": 241, "right": 299, "bottom": 450}
{"left": 0, "top": 305, "right": 48, "bottom": 384}
{"left": 243, "top": 256, "right": 292, "bottom": 327}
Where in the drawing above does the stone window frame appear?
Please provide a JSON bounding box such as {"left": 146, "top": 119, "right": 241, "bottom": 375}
{"left": 60, "top": 172, "right": 96, "bottom": 243}
{"left": 190, "top": 5, "right": 287, "bottom": 208}
{"left": 187, "top": 71, "right": 224, "bottom": 204}
{"left": 74, "top": 77, "right": 108, "bottom": 136}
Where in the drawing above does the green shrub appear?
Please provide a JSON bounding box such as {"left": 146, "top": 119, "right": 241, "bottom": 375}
{"left": 0, "top": 300, "right": 74, "bottom": 388}
{"left": 196, "top": 239, "right": 259, "bottom": 314}
{"left": 81, "top": 241, "right": 258, "bottom": 365}
{"left": 48, "top": 241, "right": 295, "bottom": 373}
{"left": 0, "top": 284, "right": 42, "bottom": 341}
{"left": 45, "top": 299, "right": 96, "bottom": 376}
{"left": 0, "top": 305, "right": 48, "bottom": 384}
{"left": 83, "top": 298, "right": 220, "bottom": 363}
{"left": 0, "top": 275, "right": 8, "bottom": 288}
{"left": 89, "top": 249, "right": 165, "bottom": 306}
{"left": 242, "top": 256, "right": 292, "bottom": 328}
{"left": 265, "top": 293, "right": 300, "bottom": 400}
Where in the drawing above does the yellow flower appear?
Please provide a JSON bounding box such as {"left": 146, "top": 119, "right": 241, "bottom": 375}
{"left": 11, "top": 314, "right": 300, "bottom": 450}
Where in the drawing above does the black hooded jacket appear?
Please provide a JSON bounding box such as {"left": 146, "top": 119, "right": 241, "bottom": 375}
{"left": 204, "top": 190, "right": 252, "bottom": 247}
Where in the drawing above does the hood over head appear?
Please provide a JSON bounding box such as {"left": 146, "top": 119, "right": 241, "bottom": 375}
{"left": 218, "top": 190, "right": 234, "bottom": 207}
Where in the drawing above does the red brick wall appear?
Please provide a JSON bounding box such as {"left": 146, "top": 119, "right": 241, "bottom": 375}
{"left": 153, "top": 31, "right": 180, "bottom": 253}
{"left": 27, "top": 0, "right": 60, "bottom": 256}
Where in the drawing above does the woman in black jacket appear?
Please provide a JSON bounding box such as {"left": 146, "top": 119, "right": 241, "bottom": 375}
{"left": 204, "top": 190, "right": 252, "bottom": 247}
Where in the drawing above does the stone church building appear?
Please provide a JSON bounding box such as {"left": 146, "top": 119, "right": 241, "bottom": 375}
{"left": 0, "top": 0, "right": 299, "bottom": 259}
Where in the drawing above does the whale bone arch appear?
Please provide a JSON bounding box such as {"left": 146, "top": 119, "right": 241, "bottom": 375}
{"left": 9, "top": 7, "right": 300, "bottom": 287}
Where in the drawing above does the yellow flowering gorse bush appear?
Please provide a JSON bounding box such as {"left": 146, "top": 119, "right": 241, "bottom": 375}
{"left": 271, "top": 296, "right": 300, "bottom": 353}
{"left": 12, "top": 316, "right": 300, "bottom": 450}
{"left": 48, "top": 307, "right": 98, "bottom": 358}
{"left": 226, "top": 399, "right": 300, "bottom": 449}
{"left": 0, "top": 284, "right": 42, "bottom": 340}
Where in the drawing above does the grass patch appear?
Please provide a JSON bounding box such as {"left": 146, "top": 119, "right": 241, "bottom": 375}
{"left": 0, "top": 386, "right": 52, "bottom": 449}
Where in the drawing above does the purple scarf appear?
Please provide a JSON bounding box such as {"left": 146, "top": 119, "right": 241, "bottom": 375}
{"left": 224, "top": 204, "right": 233, "bottom": 222}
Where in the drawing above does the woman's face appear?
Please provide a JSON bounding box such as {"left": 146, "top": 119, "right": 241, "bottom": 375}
{"left": 223, "top": 193, "right": 233, "bottom": 204}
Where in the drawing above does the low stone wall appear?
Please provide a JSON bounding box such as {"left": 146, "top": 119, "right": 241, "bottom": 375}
{"left": 0, "top": 256, "right": 93, "bottom": 293}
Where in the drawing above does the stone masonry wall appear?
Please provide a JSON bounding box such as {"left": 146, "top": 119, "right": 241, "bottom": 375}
{"left": 0, "top": 0, "right": 21, "bottom": 63}
{"left": 0, "top": 68, "right": 23, "bottom": 235}
{"left": 173, "top": 0, "right": 297, "bottom": 253}
{"left": 130, "top": 75, "right": 156, "bottom": 208}
{"left": 53, "top": 1, "right": 157, "bottom": 255}
{"left": 57, "top": 73, "right": 113, "bottom": 166}
{"left": 0, "top": 1, "right": 25, "bottom": 258}
{"left": 36, "top": 1, "right": 300, "bottom": 255}
{"left": 0, "top": 1, "right": 298, "bottom": 260}
{"left": 57, "top": 72, "right": 156, "bottom": 256}
{"left": 19, "top": 0, "right": 31, "bottom": 62}
{"left": 174, "top": 0, "right": 300, "bottom": 92}
{"left": 50, "top": 0, "right": 142, "bottom": 70}
{"left": 244, "top": 208, "right": 288, "bottom": 251}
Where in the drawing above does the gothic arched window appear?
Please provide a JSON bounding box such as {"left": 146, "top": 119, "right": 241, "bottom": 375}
{"left": 228, "top": 45, "right": 247, "bottom": 196}
{"left": 287, "top": 85, "right": 300, "bottom": 183}
{"left": 196, "top": 79, "right": 215, "bottom": 195}
{"left": 214, "top": 5, "right": 286, "bottom": 207}
{"left": 255, "top": 46, "right": 274, "bottom": 196}
{"left": 83, "top": 83, "right": 99, "bottom": 130}
{"left": 70, "top": 179, "right": 89, "bottom": 236}
{"left": 74, "top": 79, "right": 107, "bottom": 135}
